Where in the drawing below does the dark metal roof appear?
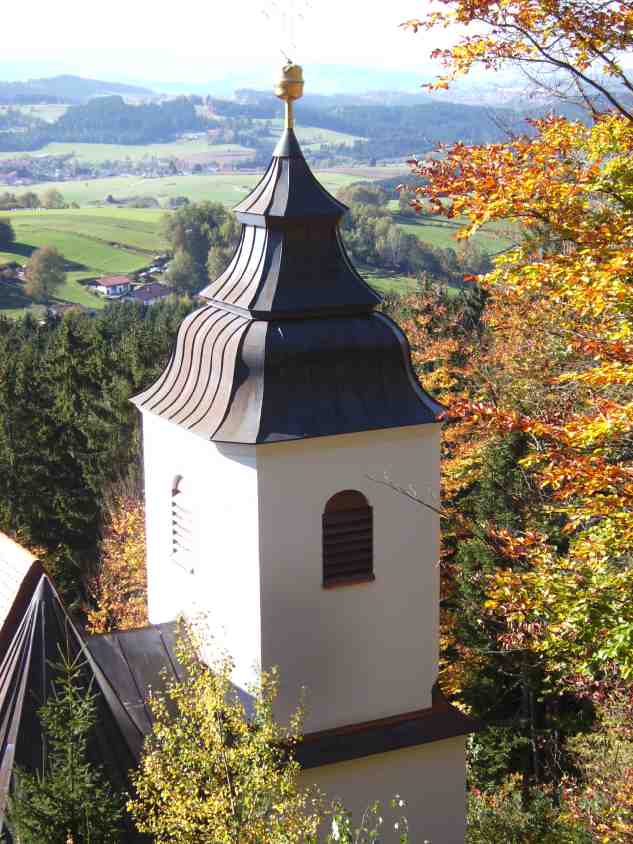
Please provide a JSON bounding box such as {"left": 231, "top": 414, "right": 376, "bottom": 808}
{"left": 233, "top": 128, "right": 347, "bottom": 223}
{"left": 200, "top": 129, "right": 379, "bottom": 317}
{"left": 200, "top": 221, "right": 380, "bottom": 317}
{"left": 133, "top": 125, "right": 442, "bottom": 442}
{"left": 132, "top": 306, "right": 442, "bottom": 443}
{"left": 85, "top": 622, "right": 182, "bottom": 741}
{"left": 0, "top": 573, "right": 141, "bottom": 836}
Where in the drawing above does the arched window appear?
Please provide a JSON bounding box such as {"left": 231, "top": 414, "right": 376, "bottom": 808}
{"left": 171, "top": 476, "right": 194, "bottom": 573}
{"left": 322, "top": 490, "right": 374, "bottom": 588}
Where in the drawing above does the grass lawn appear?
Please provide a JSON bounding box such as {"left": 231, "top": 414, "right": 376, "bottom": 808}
{"left": 0, "top": 274, "right": 105, "bottom": 318}
{"left": 361, "top": 267, "right": 419, "bottom": 296}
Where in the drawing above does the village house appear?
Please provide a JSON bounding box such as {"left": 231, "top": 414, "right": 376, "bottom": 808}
{"left": 94, "top": 275, "right": 132, "bottom": 297}
{"left": 125, "top": 282, "right": 172, "bottom": 305}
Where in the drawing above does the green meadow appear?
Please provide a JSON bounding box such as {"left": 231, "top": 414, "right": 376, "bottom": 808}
{"left": 0, "top": 138, "right": 253, "bottom": 164}
{"left": 395, "top": 213, "right": 512, "bottom": 256}
{"left": 0, "top": 168, "right": 374, "bottom": 207}
{"left": 0, "top": 172, "right": 508, "bottom": 318}
{"left": 0, "top": 208, "right": 167, "bottom": 317}
{"left": 387, "top": 200, "right": 513, "bottom": 256}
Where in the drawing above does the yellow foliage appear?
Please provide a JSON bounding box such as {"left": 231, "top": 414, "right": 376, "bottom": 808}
{"left": 128, "top": 622, "right": 322, "bottom": 844}
{"left": 86, "top": 496, "right": 148, "bottom": 635}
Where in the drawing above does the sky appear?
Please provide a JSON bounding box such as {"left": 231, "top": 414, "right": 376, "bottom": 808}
{"left": 0, "top": 0, "right": 455, "bottom": 86}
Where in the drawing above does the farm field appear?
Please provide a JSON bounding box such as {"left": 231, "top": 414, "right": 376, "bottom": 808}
{"left": 0, "top": 168, "right": 387, "bottom": 206}
{"left": 0, "top": 181, "right": 489, "bottom": 318}
{"left": 0, "top": 138, "right": 255, "bottom": 164}
{"left": 0, "top": 208, "right": 168, "bottom": 317}
{"left": 0, "top": 123, "right": 364, "bottom": 165}
{"left": 254, "top": 119, "right": 365, "bottom": 149}
{"left": 387, "top": 200, "right": 514, "bottom": 255}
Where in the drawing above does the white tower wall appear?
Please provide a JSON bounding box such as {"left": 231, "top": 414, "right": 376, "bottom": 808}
{"left": 256, "top": 424, "right": 441, "bottom": 733}
{"left": 300, "top": 736, "right": 467, "bottom": 844}
{"left": 142, "top": 413, "right": 262, "bottom": 691}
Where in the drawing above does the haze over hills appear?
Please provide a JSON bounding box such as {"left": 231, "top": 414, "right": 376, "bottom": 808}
{"left": 0, "top": 65, "right": 527, "bottom": 106}
{"left": 0, "top": 75, "right": 153, "bottom": 103}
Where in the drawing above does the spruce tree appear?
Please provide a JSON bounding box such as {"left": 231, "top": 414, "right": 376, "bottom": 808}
{"left": 6, "top": 650, "right": 125, "bottom": 844}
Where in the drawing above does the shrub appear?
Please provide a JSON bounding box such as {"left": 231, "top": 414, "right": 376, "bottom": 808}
{"left": 128, "top": 622, "right": 321, "bottom": 844}
{"left": 467, "top": 778, "right": 590, "bottom": 844}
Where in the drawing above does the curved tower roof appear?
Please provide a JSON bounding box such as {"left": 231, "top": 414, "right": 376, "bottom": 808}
{"left": 132, "top": 65, "right": 442, "bottom": 443}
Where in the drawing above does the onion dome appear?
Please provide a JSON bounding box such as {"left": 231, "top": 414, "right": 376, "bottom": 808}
{"left": 132, "top": 63, "right": 442, "bottom": 443}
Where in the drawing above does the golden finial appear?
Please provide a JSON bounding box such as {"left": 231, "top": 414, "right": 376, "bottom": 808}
{"left": 274, "top": 61, "right": 304, "bottom": 130}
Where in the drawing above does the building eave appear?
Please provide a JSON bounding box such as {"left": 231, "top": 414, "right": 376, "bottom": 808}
{"left": 296, "top": 685, "right": 482, "bottom": 769}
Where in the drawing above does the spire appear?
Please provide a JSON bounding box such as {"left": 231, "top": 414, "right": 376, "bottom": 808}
{"left": 199, "top": 61, "right": 379, "bottom": 317}
{"left": 132, "top": 64, "right": 442, "bottom": 443}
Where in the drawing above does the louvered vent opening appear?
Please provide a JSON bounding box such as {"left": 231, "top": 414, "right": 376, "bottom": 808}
{"left": 171, "top": 477, "right": 194, "bottom": 573}
{"left": 323, "top": 490, "right": 374, "bottom": 587}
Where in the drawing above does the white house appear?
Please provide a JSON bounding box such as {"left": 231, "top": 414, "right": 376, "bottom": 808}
{"left": 94, "top": 275, "right": 132, "bottom": 297}
{"left": 132, "top": 63, "right": 476, "bottom": 844}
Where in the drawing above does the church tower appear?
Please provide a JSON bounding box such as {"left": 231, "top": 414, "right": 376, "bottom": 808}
{"left": 133, "top": 63, "right": 475, "bottom": 844}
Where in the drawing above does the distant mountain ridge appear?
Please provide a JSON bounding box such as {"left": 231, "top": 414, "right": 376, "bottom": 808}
{"left": 0, "top": 74, "right": 154, "bottom": 104}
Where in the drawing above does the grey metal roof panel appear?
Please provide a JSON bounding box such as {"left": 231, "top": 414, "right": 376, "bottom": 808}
{"left": 85, "top": 623, "right": 181, "bottom": 740}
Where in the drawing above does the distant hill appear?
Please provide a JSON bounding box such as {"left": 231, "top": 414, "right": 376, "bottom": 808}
{"left": 0, "top": 95, "right": 207, "bottom": 152}
{"left": 0, "top": 75, "right": 154, "bottom": 104}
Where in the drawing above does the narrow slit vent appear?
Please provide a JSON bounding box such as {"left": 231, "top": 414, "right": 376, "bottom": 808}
{"left": 171, "top": 477, "right": 194, "bottom": 573}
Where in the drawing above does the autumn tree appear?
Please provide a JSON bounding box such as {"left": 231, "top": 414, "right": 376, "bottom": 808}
{"left": 561, "top": 684, "right": 633, "bottom": 843}
{"left": 86, "top": 495, "right": 148, "bottom": 635}
{"left": 403, "top": 0, "right": 633, "bottom": 689}
{"left": 402, "top": 0, "right": 633, "bottom": 116}
{"left": 25, "top": 245, "right": 66, "bottom": 303}
{"left": 398, "top": 2, "right": 633, "bottom": 832}
{"left": 128, "top": 623, "right": 321, "bottom": 844}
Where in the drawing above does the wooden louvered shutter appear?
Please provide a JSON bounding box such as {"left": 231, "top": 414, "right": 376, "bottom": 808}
{"left": 322, "top": 490, "right": 374, "bottom": 587}
{"left": 171, "top": 477, "right": 194, "bottom": 573}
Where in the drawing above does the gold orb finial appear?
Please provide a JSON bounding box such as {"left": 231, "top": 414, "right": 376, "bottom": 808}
{"left": 275, "top": 62, "right": 304, "bottom": 129}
